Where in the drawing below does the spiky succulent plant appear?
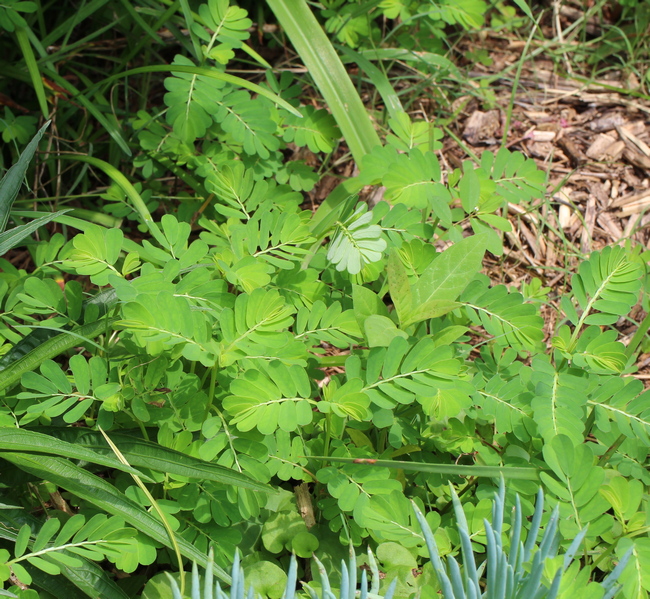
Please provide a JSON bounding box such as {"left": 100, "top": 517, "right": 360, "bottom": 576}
{"left": 168, "top": 480, "right": 630, "bottom": 599}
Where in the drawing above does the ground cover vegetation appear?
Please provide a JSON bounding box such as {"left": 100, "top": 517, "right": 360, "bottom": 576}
{"left": 0, "top": 0, "right": 648, "bottom": 597}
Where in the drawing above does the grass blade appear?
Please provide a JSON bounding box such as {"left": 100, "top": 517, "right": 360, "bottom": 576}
{"left": 338, "top": 45, "right": 403, "bottom": 120}
{"left": 99, "top": 427, "right": 186, "bottom": 597}
{"left": 312, "top": 456, "right": 540, "bottom": 480}
{"left": 14, "top": 27, "right": 48, "bottom": 118}
{"left": 0, "top": 452, "right": 230, "bottom": 582}
{"left": 98, "top": 64, "right": 302, "bottom": 117}
{"left": 266, "top": 0, "right": 381, "bottom": 163}
{"left": 0, "top": 428, "right": 149, "bottom": 480}
{"left": 64, "top": 429, "right": 272, "bottom": 492}
{"left": 0, "top": 121, "right": 50, "bottom": 234}
{"left": 0, "top": 209, "right": 72, "bottom": 254}
{"left": 41, "top": 69, "right": 132, "bottom": 156}
{"left": 0, "top": 317, "right": 118, "bottom": 393}
{"left": 10, "top": 210, "right": 119, "bottom": 233}
{"left": 60, "top": 155, "right": 158, "bottom": 237}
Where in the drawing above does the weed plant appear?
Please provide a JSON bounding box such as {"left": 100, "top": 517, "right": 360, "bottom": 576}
{"left": 0, "top": 1, "right": 648, "bottom": 599}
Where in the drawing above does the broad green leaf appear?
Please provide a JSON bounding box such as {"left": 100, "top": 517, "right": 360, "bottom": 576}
{"left": 387, "top": 250, "right": 412, "bottom": 327}
{"left": 363, "top": 315, "right": 408, "bottom": 348}
{"left": 412, "top": 234, "right": 487, "bottom": 308}
{"left": 352, "top": 284, "right": 389, "bottom": 331}
{"left": 395, "top": 235, "right": 487, "bottom": 327}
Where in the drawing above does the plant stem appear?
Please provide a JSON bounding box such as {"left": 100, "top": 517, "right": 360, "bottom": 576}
{"left": 597, "top": 434, "right": 626, "bottom": 467}
{"left": 625, "top": 310, "right": 650, "bottom": 359}
{"left": 205, "top": 365, "right": 218, "bottom": 420}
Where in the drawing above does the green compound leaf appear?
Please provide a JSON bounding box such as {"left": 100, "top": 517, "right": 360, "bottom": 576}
{"left": 587, "top": 377, "right": 650, "bottom": 446}
{"left": 530, "top": 357, "right": 588, "bottom": 446}
{"left": 319, "top": 377, "right": 372, "bottom": 421}
{"left": 571, "top": 326, "right": 628, "bottom": 373}
{"left": 193, "top": 0, "right": 252, "bottom": 58}
{"left": 0, "top": 317, "right": 118, "bottom": 394}
{"left": 223, "top": 208, "right": 315, "bottom": 275}
{"left": 117, "top": 292, "right": 216, "bottom": 366}
{"left": 434, "top": 0, "right": 487, "bottom": 28}
{"left": 480, "top": 147, "right": 546, "bottom": 205}
{"left": 345, "top": 336, "right": 469, "bottom": 415}
{"left": 358, "top": 490, "right": 424, "bottom": 548}
{"left": 164, "top": 55, "right": 228, "bottom": 143}
{"left": 3, "top": 514, "right": 141, "bottom": 581}
{"left": 223, "top": 367, "right": 314, "bottom": 434}
{"left": 317, "top": 461, "right": 401, "bottom": 514}
{"left": 216, "top": 90, "right": 280, "bottom": 158}
{"left": 0, "top": 453, "right": 226, "bottom": 579}
{"left": 282, "top": 105, "right": 341, "bottom": 153}
{"left": 472, "top": 373, "right": 532, "bottom": 440}
{"left": 460, "top": 277, "right": 545, "bottom": 352}
{"left": 541, "top": 435, "right": 611, "bottom": 538}
{"left": 327, "top": 203, "right": 386, "bottom": 275}
{"left": 569, "top": 245, "right": 643, "bottom": 328}
{"left": 16, "top": 357, "right": 114, "bottom": 425}
{"left": 218, "top": 288, "right": 295, "bottom": 366}
{"left": 62, "top": 224, "right": 124, "bottom": 286}
{"left": 382, "top": 149, "right": 452, "bottom": 223}
{"left": 294, "top": 300, "right": 362, "bottom": 350}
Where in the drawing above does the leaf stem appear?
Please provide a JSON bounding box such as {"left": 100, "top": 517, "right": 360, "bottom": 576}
{"left": 597, "top": 434, "right": 626, "bottom": 467}
{"left": 625, "top": 310, "right": 650, "bottom": 359}
{"left": 205, "top": 365, "right": 218, "bottom": 420}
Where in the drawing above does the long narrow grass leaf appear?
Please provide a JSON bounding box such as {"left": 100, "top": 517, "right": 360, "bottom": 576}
{"left": 0, "top": 209, "right": 71, "bottom": 254}
{"left": 311, "top": 456, "right": 539, "bottom": 480}
{"left": 99, "top": 428, "right": 186, "bottom": 596}
{"left": 0, "top": 428, "right": 148, "bottom": 479}
{"left": 40, "top": 69, "right": 131, "bottom": 156}
{"left": 60, "top": 155, "right": 158, "bottom": 237}
{"left": 99, "top": 65, "right": 301, "bottom": 117}
{"left": 0, "top": 317, "right": 118, "bottom": 392}
{"left": 338, "top": 45, "right": 403, "bottom": 120}
{"left": 15, "top": 27, "right": 48, "bottom": 118}
{"left": 0, "top": 121, "right": 49, "bottom": 233}
{"left": 0, "top": 452, "right": 231, "bottom": 583}
{"left": 57, "top": 429, "right": 271, "bottom": 492}
{"left": 266, "top": 0, "right": 381, "bottom": 162}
